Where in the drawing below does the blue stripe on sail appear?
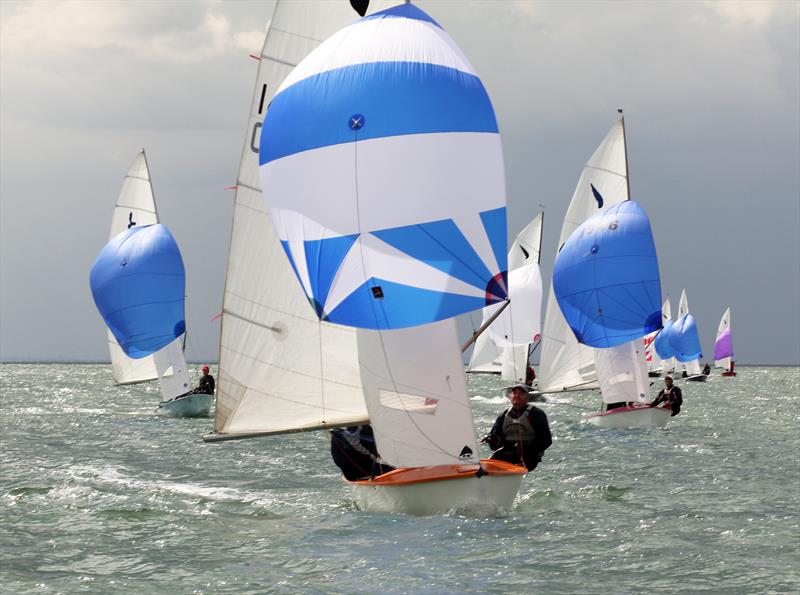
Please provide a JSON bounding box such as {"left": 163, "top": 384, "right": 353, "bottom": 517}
{"left": 479, "top": 207, "right": 508, "bottom": 274}
{"left": 260, "top": 62, "right": 497, "bottom": 165}
{"left": 323, "top": 278, "right": 486, "bottom": 329}
{"left": 304, "top": 234, "right": 359, "bottom": 317}
{"left": 361, "top": 3, "right": 443, "bottom": 29}
{"left": 371, "top": 218, "right": 493, "bottom": 292}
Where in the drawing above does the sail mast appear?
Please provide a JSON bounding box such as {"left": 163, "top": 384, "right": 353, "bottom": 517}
{"left": 619, "top": 109, "right": 631, "bottom": 201}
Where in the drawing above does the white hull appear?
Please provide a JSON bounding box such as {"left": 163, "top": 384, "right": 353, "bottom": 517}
{"left": 158, "top": 393, "right": 212, "bottom": 418}
{"left": 588, "top": 405, "right": 672, "bottom": 429}
{"left": 349, "top": 460, "right": 526, "bottom": 516}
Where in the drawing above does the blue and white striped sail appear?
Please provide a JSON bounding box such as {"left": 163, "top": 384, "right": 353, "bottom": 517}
{"left": 90, "top": 224, "right": 186, "bottom": 359}
{"left": 258, "top": 3, "right": 507, "bottom": 330}
{"left": 669, "top": 314, "right": 703, "bottom": 362}
{"left": 553, "top": 201, "right": 662, "bottom": 349}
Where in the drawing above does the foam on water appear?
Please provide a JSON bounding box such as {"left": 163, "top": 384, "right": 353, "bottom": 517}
{"left": 1, "top": 363, "right": 798, "bottom": 593}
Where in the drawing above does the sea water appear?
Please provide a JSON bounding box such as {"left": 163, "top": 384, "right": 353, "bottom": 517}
{"left": 1, "top": 364, "right": 798, "bottom": 593}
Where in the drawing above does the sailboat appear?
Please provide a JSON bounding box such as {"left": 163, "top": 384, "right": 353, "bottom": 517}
{"left": 676, "top": 289, "right": 707, "bottom": 381}
{"left": 204, "top": 0, "right": 527, "bottom": 516}
{"left": 715, "top": 308, "right": 736, "bottom": 376}
{"left": 538, "top": 119, "right": 631, "bottom": 395}
{"left": 96, "top": 151, "right": 208, "bottom": 417}
{"left": 467, "top": 213, "right": 544, "bottom": 386}
{"left": 552, "top": 198, "right": 671, "bottom": 429}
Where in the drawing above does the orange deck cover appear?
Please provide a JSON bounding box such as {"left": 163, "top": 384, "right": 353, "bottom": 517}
{"left": 351, "top": 459, "right": 526, "bottom": 486}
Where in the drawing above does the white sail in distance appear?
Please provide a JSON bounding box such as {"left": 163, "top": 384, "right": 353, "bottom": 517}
{"left": 210, "top": 1, "right": 395, "bottom": 439}
{"left": 107, "top": 151, "right": 160, "bottom": 385}
{"left": 539, "top": 121, "right": 629, "bottom": 393}
{"left": 676, "top": 289, "right": 702, "bottom": 375}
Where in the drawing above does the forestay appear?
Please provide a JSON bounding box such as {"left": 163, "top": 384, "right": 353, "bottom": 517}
{"left": 259, "top": 3, "right": 508, "bottom": 330}
{"left": 714, "top": 307, "right": 733, "bottom": 369}
{"left": 358, "top": 320, "right": 479, "bottom": 468}
{"left": 107, "top": 152, "right": 160, "bottom": 384}
{"left": 212, "top": 1, "right": 394, "bottom": 438}
{"left": 553, "top": 201, "right": 662, "bottom": 349}
{"left": 539, "top": 121, "right": 628, "bottom": 393}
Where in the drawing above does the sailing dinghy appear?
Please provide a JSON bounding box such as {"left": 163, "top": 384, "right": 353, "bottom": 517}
{"left": 715, "top": 308, "right": 736, "bottom": 376}
{"left": 258, "top": 1, "right": 525, "bottom": 514}
{"left": 94, "top": 152, "right": 208, "bottom": 417}
{"left": 675, "top": 290, "right": 706, "bottom": 381}
{"left": 553, "top": 198, "right": 670, "bottom": 429}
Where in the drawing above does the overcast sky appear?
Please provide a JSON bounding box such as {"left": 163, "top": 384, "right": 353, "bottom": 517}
{"left": 1, "top": 0, "right": 798, "bottom": 365}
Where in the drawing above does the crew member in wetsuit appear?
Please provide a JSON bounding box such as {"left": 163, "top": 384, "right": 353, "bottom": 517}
{"left": 651, "top": 375, "right": 683, "bottom": 416}
{"left": 194, "top": 365, "right": 215, "bottom": 395}
{"left": 485, "top": 385, "right": 552, "bottom": 471}
{"left": 525, "top": 365, "right": 536, "bottom": 386}
{"left": 330, "top": 425, "right": 394, "bottom": 481}
{"left": 702, "top": 363, "right": 711, "bottom": 375}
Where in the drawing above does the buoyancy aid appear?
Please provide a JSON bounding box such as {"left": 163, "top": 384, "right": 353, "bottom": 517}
{"left": 502, "top": 404, "right": 537, "bottom": 443}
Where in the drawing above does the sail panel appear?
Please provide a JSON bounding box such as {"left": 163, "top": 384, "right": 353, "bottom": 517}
{"left": 90, "top": 224, "right": 185, "bottom": 359}
{"left": 594, "top": 340, "right": 650, "bottom": 404}
{"left": 654, "top": 320, "right": 676, "bottom": 360}
{"left": 508, "top": 213, "right": 543, "bottom": 271}
{"left": 153, "top": 339, "right": 191, "bottom": 401}
{"left": 500, "top": 345, "right": 530, "bottom": 383}
{"left": 259, "top": 4, "right": 507, "bottom": 330}
{"left": 553, "top": 201, "right": 662, "bottom": 349}
{"left": 539, "top": 121, "right": 628, "bottom": 393}
{"left": 108, "top": 151, "right": 160, "bottom": 384}
{"left": 357, "top": 320, "right": 479, "bottom": 468}
{"left": 467, "top": 318, "right": 503, "bottom": 373}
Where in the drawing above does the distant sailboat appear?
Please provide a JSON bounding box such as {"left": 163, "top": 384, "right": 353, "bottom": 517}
{"left": 676, "top": 289, "right": 707, "bottom": 381}
{"left": 467, "top": 213, "right": 544, "bottom": 385}
{"left": 715, "top": 308, "right": 736, "bottom": 376}
{"left": 539, "top": 120, "right": 630, "bottom": 394}
{"left": 553, "top": 197, "right": 670, "bottom": 429}
{"left": 95, "top": 151, "right": 207, "bottom": 417}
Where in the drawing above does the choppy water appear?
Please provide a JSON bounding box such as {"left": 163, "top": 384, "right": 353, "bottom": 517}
{"left": 1, "top": 364, "right": 798, "bottom": 593}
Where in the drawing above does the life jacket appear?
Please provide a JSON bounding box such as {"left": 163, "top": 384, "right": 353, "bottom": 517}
{"left": 502, "top": 404, "right": 537, "bottom": 443}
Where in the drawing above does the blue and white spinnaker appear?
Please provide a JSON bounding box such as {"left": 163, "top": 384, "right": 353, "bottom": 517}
{"left": 553, "top": 201, "right": 662, "bottom": 348}
{"left": 90, "top": 224, "right": 185, "bottom": 359}
{"left": 668, "top": 313, "right": 703, "bottom": 362}
{"left": 259, "top": 3, "right": 507, "bottom": 330}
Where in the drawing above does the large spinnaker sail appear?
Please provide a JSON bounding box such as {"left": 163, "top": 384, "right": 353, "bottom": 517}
{"left": 552, "top": 201, "right": 661, "bottom": 349}
{"left": 108, "top": 151, "right": 159, "bottom": 384}
{"left": 539, "top": 121, "right": 629, "bottom": 393}
{"left": 714, "top": 307, "right": 733, "bottom": 369}
{"left": 212, "top": 1, "right": 396, "bottom": 439}
{"left": 669, "top": 314, "right": 703, "bottom": 364}
{"left": 258, "top": 3, "right": 508, "bottom": 331}
{"left": 358, "top": 320, "right": 479, "bottom": 468}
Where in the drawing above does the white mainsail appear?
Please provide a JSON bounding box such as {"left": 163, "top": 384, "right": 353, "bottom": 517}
{"left": 211, "top": 1, "right": 396, "bottom": 439}
{"left": 107, "top": 151, "right": 160, "bottom": 385}
{"left": 468, "top": 213, "right": 543, "bottom": 382}
{"left": 677, "top": 289, "right": 702, "bottom": 375}
{"left": 539, "top": 121, "right": 629, "bottom": 393}
{"left": 106, "top": 151, "right": 190, "bottom": 396}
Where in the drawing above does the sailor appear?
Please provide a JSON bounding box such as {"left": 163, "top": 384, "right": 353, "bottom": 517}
{"left": 193, "top": 365, "right": 215, "bottom": 395}
{"left": 485, "top": 384, "right": 552, "bottom": 471}
{"left": 702, "top": 363, "right": 711, "bottom": 375}
{"left": 330, "top": 425, "right": 394, "bottom": 481}
{"left": 651, "top": 375, "right": 683, "bottom": 416}
{"left": 525, "top": 365, "right": 536, "bottom": 386}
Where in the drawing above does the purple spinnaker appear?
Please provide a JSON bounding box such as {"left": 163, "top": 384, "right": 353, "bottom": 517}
{"left": 714, "top": 327, "right": 733, "bottom": 361}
